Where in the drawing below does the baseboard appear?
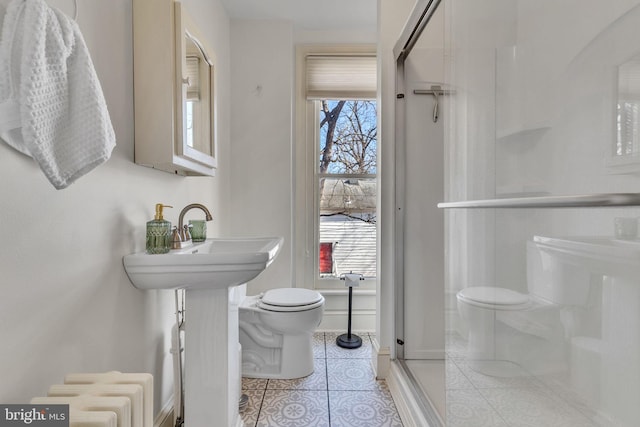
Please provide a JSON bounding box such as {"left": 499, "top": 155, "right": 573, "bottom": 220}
{"left": 318, "top": 310, "right": 376, "bottom": 331}
{"left": 371, "top": 337, "right": 391, "bottom": 379}
{"left": 154, "top": 399, "right": 175, "bottom": 427}
{"left": 317, "top": 290, "right": 376, "bottom": 331}
{"left": 154, "top": 400, "right": 244, "bottom": 427}
{"left": 387, "top": 361, "right": 443, "bottom": 427}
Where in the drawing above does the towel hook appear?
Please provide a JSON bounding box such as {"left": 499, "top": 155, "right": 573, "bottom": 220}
{"left": 72, "top": 0, "right": 78, "bottom": 21}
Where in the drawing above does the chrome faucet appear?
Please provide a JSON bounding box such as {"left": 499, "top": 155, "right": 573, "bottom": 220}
{"left": 172, "top": 203, "right": 213, "bottom": 248}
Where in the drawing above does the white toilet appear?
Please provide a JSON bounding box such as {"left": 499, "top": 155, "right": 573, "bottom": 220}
{"left": 456, "top": 240, "right": 584, "bottom": 376}
{"left": 238, "top": 284, "right": 325, "bottom": 379}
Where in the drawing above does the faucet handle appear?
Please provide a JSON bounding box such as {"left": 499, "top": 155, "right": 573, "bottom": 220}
{"left": 171, "top": 227, "right": 182, "bottom": 249}
{"left": 183, "top": 224, "right": 192, "bottom": 242}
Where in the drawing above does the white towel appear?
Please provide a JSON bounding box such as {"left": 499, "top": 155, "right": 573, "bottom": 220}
{"left": 0, "top": 0, "right": 115, "bottom": 189}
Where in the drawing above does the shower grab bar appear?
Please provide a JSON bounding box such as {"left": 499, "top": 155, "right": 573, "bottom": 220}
{"left": 438, "top": 193, "right": 640, "bottom": 209}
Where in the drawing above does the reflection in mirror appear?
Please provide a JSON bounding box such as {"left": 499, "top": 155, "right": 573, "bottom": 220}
{"left": 616, "top": 57, "right": 640, "bottom": 163}
{"left": 185, "top": 32, "right": 213, "bottom": 156}
{"left": 175, "top": 2, "right": 217, "bottom": 171}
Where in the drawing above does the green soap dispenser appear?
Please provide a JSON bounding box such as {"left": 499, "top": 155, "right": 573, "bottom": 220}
{"left": 146, "top": 204, "right": 173, "bottom": 254}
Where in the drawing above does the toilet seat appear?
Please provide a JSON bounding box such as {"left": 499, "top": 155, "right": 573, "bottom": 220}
{"left": 457, "top": 286, "right": 530, "bottom": 310}
{"left": 257, "top": 288, "right": 324, "bottom": 312}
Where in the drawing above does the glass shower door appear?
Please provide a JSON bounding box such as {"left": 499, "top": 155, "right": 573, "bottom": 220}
{"left": 443, "top": 1, "right": 640, "bottom": 426}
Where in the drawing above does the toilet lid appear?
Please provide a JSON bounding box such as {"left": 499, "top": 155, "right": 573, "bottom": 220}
{"left": 458, "top": 287, "right": 529, "bottom": 305}
{"left": 257, "top": 288, "right": 324, "bottom": 312}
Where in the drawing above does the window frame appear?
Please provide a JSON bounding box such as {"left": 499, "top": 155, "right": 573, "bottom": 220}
{"left": 295, "top": 45, "right": 378, "bottom": 291}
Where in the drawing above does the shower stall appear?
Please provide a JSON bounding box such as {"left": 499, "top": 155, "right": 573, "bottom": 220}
{"left": 394, "top": 0, "right": 640, "bottom": 426}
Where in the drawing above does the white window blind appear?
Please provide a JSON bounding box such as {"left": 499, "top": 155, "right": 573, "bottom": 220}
{"left": 186, "top": 56, "right": 200, "bottom": 101}
{"left": 305, "top": 55, "right": 377, "bottom": 100}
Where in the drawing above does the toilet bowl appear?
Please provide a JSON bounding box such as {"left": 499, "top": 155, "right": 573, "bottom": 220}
{"left": 456, "top": 241, "right": 574, "bottom": 376}
{"left": 456, "top": 286, "right": 566, "bottom": 376}
{"left": 238, "top": 285, "right": 325, "bottom": 379}
{"left": 457, "top": 286, "right": 534, "bottom": 359}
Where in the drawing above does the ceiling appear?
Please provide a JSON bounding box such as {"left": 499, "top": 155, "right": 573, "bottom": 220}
{"left": 219, "top": 0, "right": 377, "bottom": 31}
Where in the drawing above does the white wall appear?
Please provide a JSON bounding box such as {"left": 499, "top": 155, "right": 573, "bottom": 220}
{"left": 228, "top": 20, "right": 294, "bottom": 295}
{"left": 0, "top": 0, "right": 231, "bottom": 417}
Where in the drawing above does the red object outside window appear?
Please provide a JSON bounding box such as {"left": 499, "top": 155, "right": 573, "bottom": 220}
{"left": 319, "top": 242, "right": 334, "bottom": 274}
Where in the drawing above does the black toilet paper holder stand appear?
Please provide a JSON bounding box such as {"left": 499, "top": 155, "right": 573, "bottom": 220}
{"left": 337, "top": 272, "right": 365, "bottom": 349}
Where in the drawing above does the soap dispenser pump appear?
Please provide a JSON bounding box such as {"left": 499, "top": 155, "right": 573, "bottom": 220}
{"left": 146, "top": 204, "right": 173, "bottom": 254}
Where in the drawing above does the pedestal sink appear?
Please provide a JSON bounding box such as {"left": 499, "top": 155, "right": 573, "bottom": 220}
{"left": 123, "top": 237, "right": 283, "bottom": 290}
{"left": 533, "top": 235, "right": 640, "bottom": 425}
{"left": 123, "top": 237, "right": 283, "bottom": 427}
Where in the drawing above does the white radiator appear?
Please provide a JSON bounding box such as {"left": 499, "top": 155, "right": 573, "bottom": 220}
{"left": 31, "top": 372, "right": 153, "bottom": 427}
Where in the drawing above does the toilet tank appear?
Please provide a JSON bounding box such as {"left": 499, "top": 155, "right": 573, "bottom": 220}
{"left": 526, "top": 239, "right": 592, "bottom": 306}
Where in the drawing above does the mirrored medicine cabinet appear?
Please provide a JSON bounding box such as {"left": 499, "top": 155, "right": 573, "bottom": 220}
{"left": 133, "top": 0, "right": 217, "bottom": 176}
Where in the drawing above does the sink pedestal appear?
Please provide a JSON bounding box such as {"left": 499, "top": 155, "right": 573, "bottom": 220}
{"left": 184, "top": 286, "right": 242, "bottom": 427}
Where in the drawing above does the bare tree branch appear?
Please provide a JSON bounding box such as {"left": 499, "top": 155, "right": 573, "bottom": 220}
{"left": 319, "top": 100, "right": 346, "bottom": 174}
{"left": 320, "top": 211, "right": 377, "bottom": 224}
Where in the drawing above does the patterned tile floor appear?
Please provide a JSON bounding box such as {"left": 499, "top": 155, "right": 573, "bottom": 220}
{"left": 444, "top": 332, "right": 606, "bottom": 427}
{"left": 241, "top": 332, "right": 404, "bottom": 427}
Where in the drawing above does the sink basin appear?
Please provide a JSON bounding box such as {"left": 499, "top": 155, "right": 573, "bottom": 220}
{"left": 123, "top": 237, "right": 283, "bottom": 290}
{"left": 534, "top": 235, "right": 640, "bottom": 278}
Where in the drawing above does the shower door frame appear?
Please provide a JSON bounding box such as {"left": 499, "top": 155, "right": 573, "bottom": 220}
{"left": 393, "top": 0, "right": 442, "bottom": 363}
{"left": 390, "top": 2, "right": 446, "bottom": 425}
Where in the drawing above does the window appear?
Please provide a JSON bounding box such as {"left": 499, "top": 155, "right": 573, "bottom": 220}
{"left": 617, "top": 100, "right": 640, "bottom": 157}
{"left": 295, "top": 46, "right": 377, "bottom": 289}
{"left": 610, "top": 57, "right": 640, "bottom": 172}
{"left": 318, "top": 100, "right": 377, "bottom": 279}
